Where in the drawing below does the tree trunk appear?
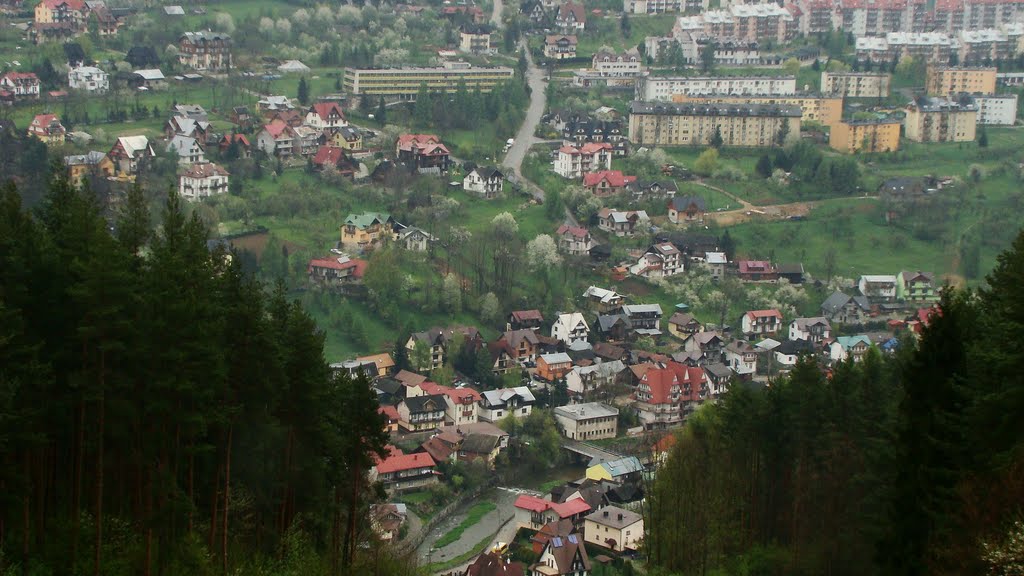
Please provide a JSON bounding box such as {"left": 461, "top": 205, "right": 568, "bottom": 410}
{"left": 72, "top": 398, "right": 85, "bottom": 573}
{"left": 343, "top": 458, "right": 361, "bottom": 570}
{"left": 22, "top": 453, "right": 30, "bottom": 576}
{"left": 94, "top": 361, "right": 105, "bottom": 576}
{"left": 222, "top": 423, "right": 233, "bottom": 575}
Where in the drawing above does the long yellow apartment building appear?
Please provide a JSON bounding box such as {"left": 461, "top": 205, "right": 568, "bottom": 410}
{"left": 629, "top": 101, "right": 801, "bottom": 147}
{"left": 925, "top": 66, "right": 997, "bottom": 96}
{"left": 342, "top": 63, "right": 514, "bottom": 98}
{"left": 829, "top": 119, "right": 901, "bottom": 153}
{"left": 670, "top": 93, "right": 843, "bottom": 127}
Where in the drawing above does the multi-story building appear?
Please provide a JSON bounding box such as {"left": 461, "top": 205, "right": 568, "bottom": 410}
{"left": 108, "top": 135, "right": 155, "bottom": 176}
{"left": 592, "top": 48, "right": 645, "bottom": 77}
{"left": 858, "top": 274, "right": 899, "bottom": 302}
{"left": 463, "top": 166, "right": 504, "bottom": 198}
{"left": 625, "top": 0, "right": 705, "bottom": 14}
{"left": 629, "top": 101, "right": 801, "bottom": 147}
{"left": 178, "top": 162, "right": 229, "bottom": 200}
{"left": 342, "top": 63, "right": 515, "bottom": 98}
{"left": 670, "top": 93, "right": 843, "bottom": 126}
{"left": 406, "top": 325, "right": 481, "bottom": 370}
{"left": 554, "top": 142, "right": 614, "bottom": 178}
{"left": 837, "top": 0, "right": 910, "bottom": 37}
{"left": 896, "top": 270, "right": 939, "bottom": 302}
{"left": 397, "top": 394, "right": 448, "bottom": 432}
{"left": 633, "top": 363, "right": 708, "bottom": 428}
{"left": 925, "top": 65, "right": 997, "bottom": 96}
{"left": 821, "top": 71, "right": 892, "bottom": 98}
{"left": 670, "top": 4, "right": 796, "bottom": 44}
{"left": 829, "top": 119, "right": 901, "bottom": 153}
{"left": 972, "top": 93, "right": 1018, "bottom": 124}
{"left": 741, "top": 309, "right": 783, "bottom": 336}
{"left": 636, "top": 75, "right": 796, "bottom": 101}
{"left": 554, "top": 403, "right": 619, "bottom": 441}
{"left": 561, "top": 115, "right": 627, "bottom": 155}
{"left": 478, "top": 387, "right": 536, "bottom": 422}
{"left": 34, "top": 0, "right": 84, "bottom": 26}
{"left": 904, "top": 97, "right": 978, "bottom": 142}
{"left": 68, "top": 65, "right": 108, "bottom": 92}
{"left": 551, "top": 312, "right": 590, "bottom": 344}
{"left": 855, "top": 32, "right": 955, "bottom": 64}
{"left": 178, "top": 31, "right": 232, "bottom": 71}
{"left": 957, "top": 28, "right": 1019, "bottom": 64}
{"left": 458, "top": 24, "right": 492, "bottom": 53}
{"left": 396, "top": 134, "right": 451, "bottom": 173}
{"left": 0, "top": 72, "right": 41, "bottom": 99}
{"left": 584, "top": 507, "right": 643, "bottom": 553}
{"left": 544, "top": 34, "right": 578, "bottom": 59}
{"left": 789, "top": 317, "right": 832, "bottom": 343}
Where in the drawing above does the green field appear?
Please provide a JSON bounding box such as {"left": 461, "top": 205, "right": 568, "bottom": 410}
{"left": 433, "top": 501, "right": 497, "bottom": 549}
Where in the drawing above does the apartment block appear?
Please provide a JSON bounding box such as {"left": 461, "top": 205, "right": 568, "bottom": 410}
{"left": 342, "top": 63, "right": 515, "bottom": 98}
{"left": 625, "top": 0, "right": 706, "bottom": 14}
{"left": 671, "top": 4, "right": 797, "bottom": 44}
{"left": 855, "top": 32, "right": 956, "bottom": 64}
{"left": 904, "top": 97, "right": 978, "bottom": 142}
{"left": 671, "top": 93, "right": 843, "bottom": 126}
{"left": 821, "top": 71, "right": 892, "bottom": 98}
{"left": 972, "top": 93, "right": 1018, "bottom": 125}
{"left": 636, "top": 75, "right": 796, "bottom": 101}
{"left": 629, "top": 101, "right": 801, "bottom": 147}
{"left": 829, "top": 119, "right": 901, "bottom": 153}
{"left": 925, "top": 66, "right": 997, "bottom": 96}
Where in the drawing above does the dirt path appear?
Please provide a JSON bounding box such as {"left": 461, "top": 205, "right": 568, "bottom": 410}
{"left": 490, "top": 0, "right": 503, "bottom": 28}
{"left": 695, "top": 180, "right": 877, "bottom": 226}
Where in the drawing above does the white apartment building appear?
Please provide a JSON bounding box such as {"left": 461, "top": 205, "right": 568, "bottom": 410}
{"left": 68, "top": 66, "right": 108, "bottom": 92}
{"left": 625, "top": 0, "right": 705, "bottom": 14}
{"left": 973, "top": 93, "right": 1018, "bottom": 125}
{"left": 635, "top": 75, "right": 796, "bottom": 101}
{"left": 554, "top": 143, "right": 614, "bottom": 178}
{"left": 592, "top": 48, "right": 645, "bottom": 77}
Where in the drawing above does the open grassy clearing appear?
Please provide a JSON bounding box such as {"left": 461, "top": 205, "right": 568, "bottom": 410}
{"left": 574, "top": 14, "right": 676, "bottom": 58}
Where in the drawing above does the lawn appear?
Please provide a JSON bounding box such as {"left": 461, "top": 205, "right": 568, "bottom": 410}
{"left": 575, "top": 14, "right": 677, "bottom": 58}
{"left": 433, "top": 501, "right": 498, "bottom": 549}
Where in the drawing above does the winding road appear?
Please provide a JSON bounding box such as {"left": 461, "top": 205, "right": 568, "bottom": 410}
{"left": 502, "top": 39, "right": 549, "bottom": 202}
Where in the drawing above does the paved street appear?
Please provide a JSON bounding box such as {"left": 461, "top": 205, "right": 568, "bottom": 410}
{"left": 502, "top": 40, "right": 548, "bottom": 201}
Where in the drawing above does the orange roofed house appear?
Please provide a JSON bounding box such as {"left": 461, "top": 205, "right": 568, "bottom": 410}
{"left": 372, "top": 447, "right": 438, "bottom": 492}
{"left": 396, "top": 134, "right": 451, "bottom": 174}
{"left": 633, "top": 363, "right": 708, "bottom": 429}
{"left": 554, "top": 142, "right": 613, "bottom": 178}
{"left": 304, "top": 101, "right": 347, "bottom": 130}
{"left": 582, "top": 170, "right": 636, "bottom": 196}
{"left": 741, "top": 309, "right": 783, "bottom": 336}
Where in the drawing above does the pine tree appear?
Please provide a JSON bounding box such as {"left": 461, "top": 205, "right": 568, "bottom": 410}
{"left": 978, "top": 127, "right": 989, "bottom": 148}
{"left": 710, "top": 125, "right": 724, "bottom": 148}
{"left": 376, "top": 96, "right": 387, "bottom": 126}
{"left": 297, "top": 77, "right": 310, "bottom": 105}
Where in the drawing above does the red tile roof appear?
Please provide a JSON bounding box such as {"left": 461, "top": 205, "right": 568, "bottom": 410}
{"left": 311, "top": 101, "right": 345, "bottom": 122}
{"left": 307, "top": 256, "right": 368, "bottom": 278}
{"left": 746, "top": 309, "right": 782, "bottom": 320}
{"left": 582, "top": 170, "right": 635, "bottom": 188}
{"left": 556, "top": 224, "right": 590, "bottom": 238}
{"left": 41, "top": 0, "right": 85, "bottom": 10}
{"left": 263, "top": 119, "right": 292, "bottom": 139}
{"left": 738, "top": 260, "right": 774, "bottom": 274}
{"left": 579, "top": 142, "right": 613, "bottom": 154}
{"left": 2, "top": 72, "right": 40, "bottom": 83}
{"left": 376, "top": 452, "right": 436, "bottom": 474}
{"left": 514, "top": 494, "right": 552, "bottom": 513}
{"left": 551, "top": 498, "right": 591, "bottom": 518}
{"left": 512, "top": 309, "right": 543, "bottom": 322}
{"left": 378, "top": 405, "right": 400, "bottom": 421}
{"left": 313, "top": 145, "right": 347, "bottom": 166}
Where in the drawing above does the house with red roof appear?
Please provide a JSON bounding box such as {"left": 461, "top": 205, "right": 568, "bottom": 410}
{"left": 372, "top": 450, "right": 438, "bottom": 492}
{"left": 633, "top": 363, "right": 708, "bottom": 429}
{"left": 255, "top": 120, "right": 296, "bottom": 157}
{"left": 34, "top": 0, "right": 85, "bottom": 27}
{"left": 396, "top": 134, "right": 451, "bottom": 174}
{"left": 741, "top": 309, "right": 783, "bottom": 336}
{"left": 514, "top": 494, "right": 592, "bottom": 530}
{"left": 0, "top": 72, "right": 41, "bottom": 99}
{"left": 582, "top": 170, "right": 636, "bottom": 196}
{"left": 26, "top": 113, "right": 65, "bottom": 144}
{"left": 218, "top": 133, "right": 250, "bottom": 157}
{"left": 508, "top": 309, "right": 544, "bottom": 332}
{"left": 737, "top": 260, "right": 778, "bottom": 282}
{"left": 307, "top": 255, "right": 367, "bottom": 288}
{"left": 304, "top": 101, "right": 347, "bottom": 130}
{"left": 311, "top": 145, "right": 355, "bottom": 176}
{"left": 555, "top": 224, "right": 595, "bottom": 256}
{"left": 554, "top": 142, "right": 613, "bottom": 178}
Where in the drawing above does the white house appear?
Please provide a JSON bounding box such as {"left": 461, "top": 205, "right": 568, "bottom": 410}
{"left": 178, "top": 162, "right": 229, "bottom": 200}
{"left": 725, "top": 340, "right": 758, "bottom": 376}
{"left": 166, "top": 135, "right": 206, "bottom": 165}
{"left": 583, "top": 506, "right": 643, "bottom": 552}
{"left": 68, "top": 66, "right": 108, "bottom": 92}
{"left": 629, "top": 242, "right": 683, "bottom": 278}
{"left": 462, "top": 166, "right": 504, "bottom": 198}
{"left": 255, "top": 121, "right": 295, "bottom": 157}
{"left": 704, "top": 251, "right": 727, "bottom": 280}
{"left": 565, "top": 360, "right": 625, "bottom": 397}
{"left": 788, "top": 317, "right": 831, "bottom": 343}
{"left": 554, "top": 402, "right": 619, "bottom": 441}
{"left": 830, "top": 335, "right": 872, "bottom": 363}
{"left": 551, "top": 312, "right": 590, "bottom": 344}
{"left": 477, "top": 386, "right": 536, "bottom": 422}
{"left": 740, "top": 309, "right": 783, "bottom": 336}
{"left": 858, "top": 275, "right": 898, "bottom": 302}
{"left": 554, "top": 142, "right": 613, "bottom": 178}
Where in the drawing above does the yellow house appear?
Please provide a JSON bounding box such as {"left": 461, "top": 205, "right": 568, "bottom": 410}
{"left": 585, "top": 456, "right": 644, "bottom": 482}
{"left": 64, "top": 150, "right": 114, "bottom": 188}
{"left": 829, "top": 119, "right": 901, "bottom": 153}
{"left": 356, "top": 353, "right": 395, "bottom": 377}
{"left": 340, "top": 212, "right": 395, "bottom": 249}
{"left": 331, "top": 126, "right": 363, "bottom": 151}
